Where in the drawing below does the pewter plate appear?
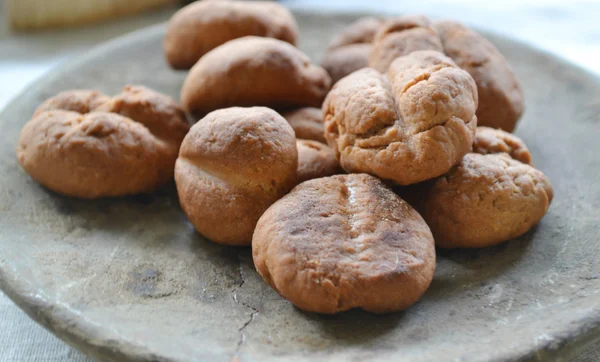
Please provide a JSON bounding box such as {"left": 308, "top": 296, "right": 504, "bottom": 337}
{"left": 1, "top": 11, "right": 599, "bottom": 362}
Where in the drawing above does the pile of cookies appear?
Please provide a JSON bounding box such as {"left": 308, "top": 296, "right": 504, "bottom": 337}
{"left": 16, "top": 0, "right": 553, "bottom": 314}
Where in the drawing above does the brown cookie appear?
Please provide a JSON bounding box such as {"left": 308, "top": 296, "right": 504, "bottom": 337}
{"left": 164, "top": 0, "right": 298, "bottom": 69}
{"left": 33, "top": 90, "right": 110, "bottom": 116}
{"left": 420, "top": 153, "right": 553, "bottom": 248}
{"left": 175, "top": 107, "right": 297, "bottom": 245}
{"left": 369, "top": 15, "right": 444, "bottom": 73}
{"left": 323, "top": 50, "right": 477, "bottom": 185}
{"left": 252, "top": 174, "right": 436, "bottom": 314}
{"left": 321, "top": 43, "right": 371, "bottom": 84}
{"left": 434, "top": 21, "right": 524, "bottom": 132}
{"left": 473, "top": 126, "right": 532, "bottom": 164}
{"left": 181, "top": 36, "right": 331, "bottom": 117}
{"left": 17, "top": 86, "right": 189, "bottom": 198}
{"left": 327, "top": 16, "right": 385, "bottom": 51}
{"left": 296, "top": 140, "right": 342, "bottom": 183}
{"left": 281, "top": 107, "right": 325, "bottom": 143}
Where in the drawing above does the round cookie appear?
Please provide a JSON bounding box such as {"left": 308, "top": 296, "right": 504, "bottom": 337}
{"left": 175, "top": 107, "right": 297, "bottom": 245}
{"left": 181, "top": 36, "right": 331, "bottom": 116}
{"left": 252, "top": 174, "right": 436, "bottom": 314}
{"left": 33, "top": 89, "right": 110, "bottom": 116}
{"left": 321, "top": 43, "right": 371, "bottom": 84}
{"left": 327, "top": 16, "right": 384, "bottom": 51}
{"left": 17, "top": 86, "right": 190, "bottom": 198}
{"left": 281, "top": 107, "right": 325, "bottom": 143}
{"left": 164, "top": 0, "right": 298, "bottom": 69}
{"left": 296, "top": 140, "right": 342, "bottom": 183}
{"left": 473, "top": 126, "right": 532, "bottom": 164}
{"left": 434, "top": 20, "right": 524, "bottom": 132}
{"left": 369, "top": 15, "right": 443, "bottom": 73}
{"left": 421, "top": 153, "right": 553, "bottom": 248}
{"left": 323, "top": 50, "right": 477, "bottom": 185}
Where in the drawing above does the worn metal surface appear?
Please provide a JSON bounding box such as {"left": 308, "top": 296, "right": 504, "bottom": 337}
{"left": 0, "top": 11, "right": 599, "bottom": 362}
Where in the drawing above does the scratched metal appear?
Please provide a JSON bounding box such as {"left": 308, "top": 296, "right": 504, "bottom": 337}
{"left": 0, "top": 11, "right": 599, "bottom": 362}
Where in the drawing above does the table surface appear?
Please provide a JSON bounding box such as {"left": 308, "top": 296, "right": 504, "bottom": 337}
{"left": 1, "top": 1, "right": 599, "bottom": 361}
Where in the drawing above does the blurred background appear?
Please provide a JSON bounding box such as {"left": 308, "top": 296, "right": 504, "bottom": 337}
{"left": 0, "top": 0, "right": 599, "bottom": 360}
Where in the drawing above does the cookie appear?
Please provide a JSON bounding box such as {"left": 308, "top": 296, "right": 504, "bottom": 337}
{"left": 420, "top": 153, "right": 553, "bottom": 248}
{"left": 181, "top": 36, "right": 331, "bottom": 116}
{"left": 164, "top": 0, "right": 298, "bottom": 69}
{"left": 434, "top": 20, "right": 524, "bottom": 132}
{"left": 473, "top": 126, "right": 532, "bottom": 164}
{"left": 323, "top": 50, "right": 477, "bottom": 185}
{"left": 281, "top": 107, "right": 325, "bottom": 143}
{"left": 17, "top": 86, "right": 189, "bottom": 198}
{"left": 296, "top": 140, "right": 342, "bottom": 183}
{"left": 369, "top": 15, "right": 443, "bottom": 73}
{"left": 175, "top": 107, "right": 297, "bottom": 245}
{"left": 252, "top": 174, "right": 436, "bottom": 314}
{"left": 327, "top": 16, "right": 384, "bottom": 51}
{"left": 321, "top": 43, "right": 371, "bottom": 84}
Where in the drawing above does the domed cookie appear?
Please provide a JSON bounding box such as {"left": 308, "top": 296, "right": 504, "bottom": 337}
{"left": 181, "top": 36, "right": 331, "bottom": 116}
{"left": 421, "top": 153, "right": 553, "bottom": 248}
{"left": 281, "top": 107, "right": 325, "bottom": 143}
{"left": 253, "top": 174, "right": 436, "bottom": 314}
{"left": 323, "top": 50, "right": 477, "bottom": 185}
{"left": 473, "top": 126, "right": 532, "bottom": 164}
{"left": 296, "top": 139, "right": 342, "bottom": 183}
{"left": 164, "top": 0, "right": 298, "bottom": 69}
{"left": 321, "top": 43, "right": 372, "bottom": 84}
{"left": 175, "top": 107, "right": 297, "bottom": 245}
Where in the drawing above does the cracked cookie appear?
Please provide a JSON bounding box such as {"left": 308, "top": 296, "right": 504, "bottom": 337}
{"left": 164, "top": 0, "right": 298, "bottom": 69}
{"left": 252, "top": 173, "right": 436, "bottom": 314}
{"left": 369, "top": 15, "right": 444, "bottom": 73}
{"left": 281, "top": 107, "right": 326, "bottom": 143}
{"left": 473, "top": 126, "right": 532, "bottom": 164}
{"left": 323, "top": 50, "right": 477, "bottom": 185}
{"left": 296, "top": 140, "right": 342, "bottom": 183}
{"left": 175, "top": 107, "right": 297, "bottom": 245}
{"left": 420, "top": 153, "right": 553, "bottom": 248}
{"left": 181, "top": 36, "right": 331, "bottom": 117}
{"left": 17, "top": 86, "right": 190, "bottom": 198}
{"left": 434, "top": 20, "right": 524, "bottom": 132}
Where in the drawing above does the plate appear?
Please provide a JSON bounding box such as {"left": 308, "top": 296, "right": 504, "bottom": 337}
{"left": 1, "top": 10, "right": 600, "bottom": 362}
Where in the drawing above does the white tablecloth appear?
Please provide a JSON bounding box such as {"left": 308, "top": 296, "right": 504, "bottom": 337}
{"left": 1, "top": 0, "right": 599, "bottom": 360}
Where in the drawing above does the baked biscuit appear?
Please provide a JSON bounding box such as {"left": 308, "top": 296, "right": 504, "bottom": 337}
{"left": 323, "top": 50, "right": 477, "bottom": 185}
{"left": 434, "top": 21, "right": 524, "bottom": 131}
{"left": 175, "top": 107, "right": 297, "bottom": 245}
{"left": 369, "top": 15, "right": 443, "bottom": 73}
{"left": 181, "top": 36, "right": 331, "bottom": 116}
{"left": 420, "top": 153, "right": 553, "bottom": 248}
{"left": 164, "top": 0, "right": 298, "bottom": 69}
{"left": 473, "top": 126, "right": 532, "bottom": 164}
{"left": 17, "top": 86, "right": 189, "bottom": 198}
{"left": 296, "top": 140, "right": 342, "bottom": 183}
{"left": 281, "top": 107, "right": 325, "bottom": 143}
{"left": 253, "top": 174, "right": 436, "bottom": 314}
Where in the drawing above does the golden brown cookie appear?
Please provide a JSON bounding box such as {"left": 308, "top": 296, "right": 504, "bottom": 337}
{"left": 434, "top": 21, "right": 524, "bottom": 132}
{"left": 327, "top": 16, "right": 385, "bottom": 51}
{"left": 473, "top": 126, "right": 532, "bottom": 164}
{"left": 164, "top": 0, "right": 298, "bottom": 69}
{"left": 17, "top": 86, "right": 190, "bottom": 198}
{"left": 323, "top": 50, "right": 477, "bottom": 185}
{"left": 420, "top": 153, "right": 553, "bottom": 248}
{"left": 369, "top": 15, "right": 444, "bottom": 73}
{"left": 33, "top": 90, "right": 110, "bottom": 116}
{"left": 281, "top": 107, "right": 325, "bottom": 143}
{"left": 181, "top": 36, "right": 331, "bottom": 117}
{"left": 296, "top": 140, "right": 342, "bottom": 183}
{"left": 175, "top": 107, "right": 297, "bottom": 245}
{"left": 252, "top": 173, "right": 436, "bottom": 314}
{"left": 321, "top": 43, "right": 371, "bottom": 84}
